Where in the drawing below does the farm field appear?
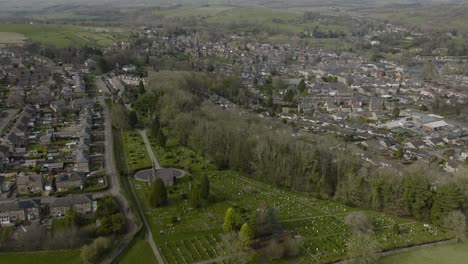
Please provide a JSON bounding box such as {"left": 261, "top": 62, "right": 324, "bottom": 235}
{"left": 154, "top": 5, "right": 350, "bottom": 40}
{"left": 128, "top": 137, "right": 451, "bottom": 263}
{"left": 0, "top": 24, "right": 128, "bottom": 47}
{"left": 0, "top": 32, "right": 27, "bottom": 45}
{"left": 379, "top": 241, "right": 468, "bottom": 264}
{"left": 362, "top": 3, "right": 468, "bottom": 34}
{"left": 0, "top": 250, "right": 80, "bottom": 264}
{"left": 118, "top": 239, "right": 157, "bottom": 264}
{"left": 154, "top": 6, "right": 234, "bottom": 18}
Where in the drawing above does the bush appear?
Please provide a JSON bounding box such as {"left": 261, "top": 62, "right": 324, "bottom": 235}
{"left": 344, "top": 212, "right": 373, "bottom": 235}
{"left": 80, "top": 237, "right": 112, "bottom": 264}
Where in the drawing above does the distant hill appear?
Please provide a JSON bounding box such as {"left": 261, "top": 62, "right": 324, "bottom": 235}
{"left": 362, "top": 3, "right": 468, "bottom": 34}
{"left": 0, "top": 0, "right": 465, "bottom": 9}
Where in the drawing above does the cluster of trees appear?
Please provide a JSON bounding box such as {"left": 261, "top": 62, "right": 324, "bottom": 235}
{"left": 95, "top": 196, "right": 126, "bottom": 235}
{"left": 221, "top": 203, "right": 299, "bottom": 262}
{"left": 80, "top": 237, "right": 112, "bottom": 264}
{"left": 150, "top": 177, "right": 168, "bottom": 207}
{"left": 149, "top": 174, "right": 210, "bottom": 209}
{"left": 138, "top": 71, "right": 468, "bottom": 231}
{"left": 344, "top": 212, "right": 380, "bottom": 264}
{"left": 311, "top": 26, "right": 345, "bottom": 39}
{"left": 48, "top": 196, "right": 125, "bottom": 254}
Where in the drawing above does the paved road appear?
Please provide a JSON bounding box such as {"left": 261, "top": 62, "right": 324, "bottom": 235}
{"left": 100, "top": 97, "right": 139, "bottom": 264}
{"left": 138, "top": 129, "right": 161, "bottom": 169}
{"left": 130, "top": 178, "right": 165, "bottom": 264}
{"left": 134, "top": 129, "right": 165, "bottom": 263}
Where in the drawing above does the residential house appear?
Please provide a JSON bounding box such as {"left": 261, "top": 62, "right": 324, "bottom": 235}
{"left": 75, "top": 150, "right": 90, "bottom": 173}
{"left": 55, "top": 172, "right": 84, "bottom": 192}
{"left": 0, "top": 199, "right": 39, "bottom": 225}
{"left": 16, "top": 174, "right": 44, "bottom": 195}
{"left": 49, "top": 194, "right": 93, "bottom": 217}
{"left": 405, "top": 140, "right": 427, "bottom": 150}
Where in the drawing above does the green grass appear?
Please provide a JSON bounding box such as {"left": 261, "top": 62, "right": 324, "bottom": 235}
{"left": 122, "top": 130, "right": 152, "bottom": 175}
{"left": 154, "top": 6, "right": 234, "bottom": 18}
{"left": 131, "top": 137, "right": 450, "bottom": 263}
{"left": 366, "top": 3, "right": 468, "bottom": 34}
{"left": 147, "top": 133, "right": 216, "bottom": 172}
{"left": 380, "top": 242, "right": 468, "bottom": 264}
{"left": 0, "top": 24, "right": 127, "bottom": 47}
{"left": 0, "top": 32, "right": 27, "bottom": 44}
{"left": 122, "top": 121, "right": 450, "bottom": 263}
{"left": 0, "top": 250, "right": 80, "bottom": 264}
{"left": 119, "top": 239, "right": 157, "bottom": 264}
{"left": 154, "top": 5, "right": 350, "bottom": 40}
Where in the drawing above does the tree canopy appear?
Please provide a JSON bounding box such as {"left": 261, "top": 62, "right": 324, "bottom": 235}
{"left": 149, "top": 177, "right": 167, "bottom": 207}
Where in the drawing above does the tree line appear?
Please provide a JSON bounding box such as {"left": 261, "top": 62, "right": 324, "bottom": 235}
{"left": 136, "top": 71, "right": 468, "bottom": 228}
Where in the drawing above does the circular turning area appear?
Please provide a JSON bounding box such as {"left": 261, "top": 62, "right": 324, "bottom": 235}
{"left": 134, "top": 168, "right": 185, "bottom": 186}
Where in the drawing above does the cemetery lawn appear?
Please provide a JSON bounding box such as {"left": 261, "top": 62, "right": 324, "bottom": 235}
{"left": 379, "top": 241, "right": 468, "bottom": 264}
{"left": 0, "top": 250, "right": 80, "bottom": 264}
{"left": 122, "top": 130, "right": 152, "bottom": 175}
{"left": 118, "top": 239, "right": 157, "bottom": 264}
{"left": 131, "top": 140, "right": 451, "bottom": 263}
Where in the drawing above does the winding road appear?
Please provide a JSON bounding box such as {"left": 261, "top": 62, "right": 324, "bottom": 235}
{"left": 100, "top": 96, "right": 139, "bottom": 264}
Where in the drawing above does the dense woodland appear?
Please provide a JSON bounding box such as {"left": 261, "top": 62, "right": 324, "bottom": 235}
{"left": 124, "top": 71, "right": 468, "bottom": 227}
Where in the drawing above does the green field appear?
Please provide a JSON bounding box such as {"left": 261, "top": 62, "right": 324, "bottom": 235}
{"left": 380, "top": 242, "right": 468, "bottom": 264}
{"left": 0, "top": 32, "right": 27, "bottom": 45}
{"left": 119, "top": 239, "right": 157, "bottom": 264}
{"left": 364, "top": 3, "right": 468, "bottom": 34}
{"left": 154, "top": 6, "right": 234, "bottom": 18}
{"left": 122, "top": 130, "right": 152, "bottom": 175}
{"left": 0, "top": 24, "right": 127, "bottom": 47}
{"left": 126, "top": 133, "right": 450, "bottom": 263}
{"left": 155, "top": 6, "right": 349, "bottom": 38}
{"left": 0, "top": 250, "right": 80, "bottom": 264}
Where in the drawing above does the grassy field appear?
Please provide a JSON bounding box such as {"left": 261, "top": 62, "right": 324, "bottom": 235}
{"left": 0, "top": 32, "right": 27, "bottom": 45}
{"left": 154, "top": 6, "right": 234, "bottom": 18}
{"left": 155, "top": 5, "right": 349, "bottom": 39}
{"left": 0, "top": 24, "right": 127, "bottom": 47}
{"left": 122, "top": 130, "right": 152, "bottom": 175}
{"left": 118, "top": 239, "right": 157, "bottom": 264}
{"left": 126, "top": 134, "right": 450, "bottom": 263}
{"left": 0, "top": 250, "right": 80, "bottom": 264}
{"left": 364, "top": 3, "right": 468, "bottom": 34}
{"left": 380, "top": 242, "right": 468, "bottom": 264}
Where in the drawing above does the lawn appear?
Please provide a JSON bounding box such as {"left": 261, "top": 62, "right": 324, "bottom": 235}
{"left": 119, "top": 239, "right": 157, "bottom": 264}
{"left": 122, "top": 130, "right": 152, "bottom": 175}
{"left": 379, "top": 241, "right": 468, "bottom": 264}
{"left": 0, "top": 250, "right": 80, "bottom": 264}
{"left": 131, "top": 137, "right": 450, "bottom": 263}
{"left": 119, "top": 124, "right": 451, "bottom": 263}
{"left": 147, "top": 133, "right": 216, "bottom": 172}
{"left": 0, "top": 24, "right": 127, "bottom": 47}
